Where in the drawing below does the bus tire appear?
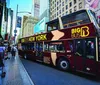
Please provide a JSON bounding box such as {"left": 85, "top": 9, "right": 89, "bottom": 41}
{"left": 57, "top": 58, "right": 70, "bottom": 71}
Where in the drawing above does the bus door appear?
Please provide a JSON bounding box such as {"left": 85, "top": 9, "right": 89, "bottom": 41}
{"left": 35, "top": 42, "right": 43, "bottom": 62}
{"left": 74, "top": 39, "right": 85, "bottom": 71}
{"left": 84, "top": 38, "right": 97, "bottom": 74}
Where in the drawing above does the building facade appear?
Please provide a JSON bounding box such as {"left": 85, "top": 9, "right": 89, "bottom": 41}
{"left": 50, "top": 0, "right": 85, "bottom": 20}
{"left": 21, "top": 16, "right": 28, "bottom": 37}
{"left": 22, "top": 16, "right": 38, "bottom": 37}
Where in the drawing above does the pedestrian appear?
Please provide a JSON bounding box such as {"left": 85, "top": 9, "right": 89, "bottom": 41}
{"left": 7, "top": 45, "right": 11, "bottom": 55}
{"left": 0, "top": 46, "right": 6, "bottom": 78}
{"left": 11, "top": 46, "right": 16, "bottom": 57}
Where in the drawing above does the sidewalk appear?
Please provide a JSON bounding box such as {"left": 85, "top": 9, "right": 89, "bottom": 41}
{"left": 0, "top": 52, "right": 34, "bottom": 85}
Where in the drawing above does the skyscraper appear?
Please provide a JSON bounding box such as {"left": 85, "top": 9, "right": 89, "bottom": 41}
{"left": 32, "top": 0, "right": 40, "bottom": 19}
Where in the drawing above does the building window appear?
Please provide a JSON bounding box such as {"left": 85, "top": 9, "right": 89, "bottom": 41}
{"left": 62, "top": 13, "right": 64, "bottom": 16}
{"left": 69, "top": 9, "right": 72, "bottom": 13}
{"left": 53, "top": 1, "right": 54, "bottom": 4}
{"left": 57, "top": 12, "right": 58, "bottom": 16}
{"left": 66, "top": 5, "right": 68, "bottom": 10}
{"left": 57, "top": 7, "right": 58, "bottom": 10}
{"left": 57, "top": 1, "right": 59, "bottom": 5}
{"left": 59, "top": 10, "right": 61, "bottom": 14}
{"left": 55, "top": 14, "right": 56, "bottom": 17}
{"left": 69, "top": 2, "right": 72, "bottom": 7}
{"left": 59, "top": 4, "right": 61, "bottom": 8}
{"left": 79, "top": 2, "right": 82, "bottom": 9}
{"left": 74, "top": 0, "right": 76, "bottom": 4}
{"left": 62, "top": 7, "right": 64, "bottom": 12}
{"left": 62, "top": 2, "right": 64, "bottom": 6}
{"left": 74, "top": 6, "right": 77, "bottom": 12}
{"left": 66, "top": 11, "right": 68, "bottom": 14}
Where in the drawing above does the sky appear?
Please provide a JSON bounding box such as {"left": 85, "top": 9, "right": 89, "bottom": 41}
{"left": 10, "top": 0, "right": 32, "bottom": 17}
{"left": 9, "top": 0, "right": 33, "bottom": 37}
{"left": 9, "top": 0, "right": 48, "bottom": 37}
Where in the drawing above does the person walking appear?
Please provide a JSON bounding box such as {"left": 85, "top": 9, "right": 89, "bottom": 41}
{"left": 7, "top": 45, "right": 11, "bottom": 55}
{"left": 11, "top": 46, "right": 16, "bottom": 57}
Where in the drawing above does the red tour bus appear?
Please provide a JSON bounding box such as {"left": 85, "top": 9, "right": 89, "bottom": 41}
{"left": 18, "top": 10, "right": 100, "bottom": 76}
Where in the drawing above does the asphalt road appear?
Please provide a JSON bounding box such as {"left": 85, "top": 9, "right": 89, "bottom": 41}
{"left": 21, "top": 58, "right": 100, "bottom": 85}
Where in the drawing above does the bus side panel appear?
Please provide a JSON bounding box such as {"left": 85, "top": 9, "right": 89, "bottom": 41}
{"left": 97, "top": 62, "right": 100, "bottom": 76}
{"left": 64, "top": 41, "right": 75, "bottom": 70}
{"left": 18, "top": 49, "right": 24, "bottom": 58}
{"left": 85, "top": 59, "right": 97, "bottom": 74}
{"left": 26, "top": 50, "right": 35, "bottom": 61}
{"left": 67, "top": 55, "right": 75, "bottom": 70}
{"left": 43, "top": 52, "right": 52, "bottom": 65}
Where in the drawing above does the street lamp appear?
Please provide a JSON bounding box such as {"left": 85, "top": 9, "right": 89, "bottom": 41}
{"left": 14, "top": 4, "right": 31, "bottom": 44}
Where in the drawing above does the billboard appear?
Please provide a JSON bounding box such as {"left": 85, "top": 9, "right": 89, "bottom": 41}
{"left": 34, "top": 17, "right": 49, "bottom": 34}
{"left": 17, "top": 16, "right": 22, "bottom": 28}
{"left": 85, "top": 0, "right": 100, "bottom": 24}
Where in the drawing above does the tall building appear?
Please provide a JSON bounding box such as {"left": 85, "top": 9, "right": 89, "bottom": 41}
{"left": 32, "top": 0, "right": 40, "bottom": 19}
{"left": 6, "top": 8, "right": 13, "bottom": 40}
{"left": 0, "top": 0, "right": 6, "bottom": 41}
{"left": 50, "top": 0, "right": 85, "bottom": 20}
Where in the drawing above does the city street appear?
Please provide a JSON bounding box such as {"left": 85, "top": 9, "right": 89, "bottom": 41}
{"left": 21, "top": 58, "right": 100, "bottom": 85}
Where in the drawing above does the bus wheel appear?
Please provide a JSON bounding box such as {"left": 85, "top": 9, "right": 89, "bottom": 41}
{"left": 24, "top": 54, "right": 27, "bottom": 59}
{"left": 57, "top": 58, "right": 70, "bottom": 71}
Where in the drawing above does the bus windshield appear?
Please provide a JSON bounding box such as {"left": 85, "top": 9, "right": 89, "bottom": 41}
{"left": 87, "top": 10, "right": 100, "bottom": 29}
{"left": 62, "top": 10, "right": 91, "bottom": 28}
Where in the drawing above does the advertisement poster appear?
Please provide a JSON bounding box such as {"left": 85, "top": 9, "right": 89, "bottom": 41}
{"left": 85, "top": 0, "right": 100, "bottom": 25}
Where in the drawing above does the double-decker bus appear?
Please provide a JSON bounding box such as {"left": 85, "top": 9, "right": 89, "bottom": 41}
{"left": 18, "top": 10, "right": 100, "bottom": 76}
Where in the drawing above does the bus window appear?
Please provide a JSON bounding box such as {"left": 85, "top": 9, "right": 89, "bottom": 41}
{"left": 39, "top": 43, "right": 43, "bottom": 51}
{"left": 44, "top": 43, "right": 49, "bottom": 51}
{"left": 68, "top": 41, "right": 73, "bottom": 52}
{"left": 49, "top": 44, "right": 55, "bottom": 52}
{"left": 56, "top": 44, "right": 65, "bottom": 52}
{"left": 62, "top": 10, "right": 90, "bottom": 28}
{"left": 22, "top": 44, "right": 26, "bottom": 50}
{"left": 47, "top": 19, "right": 60, "bottom": 32}
{"left": 75, "top": 40, "right": 83, "bottom": 56}
{"left": 32, "top": 43, "right": 34, "bottom": 50}
{"left": 87, "top": 10, "right": 100, "bottom": 28}
{"left": 29, "top": 43, "right": 34, "bottom": 50}
{"left": 85, "top": 39, "right": 95, "bottom": 59}
{"left": 36, "top": 43, "right": 43, "bottom": 51}
{"left": 49, "top": 42, "right": 65, "bottom": 52}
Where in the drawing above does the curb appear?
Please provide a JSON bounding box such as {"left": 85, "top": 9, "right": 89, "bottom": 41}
{"left": 18, "top": 56, "right": 35, "bottom": 85}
